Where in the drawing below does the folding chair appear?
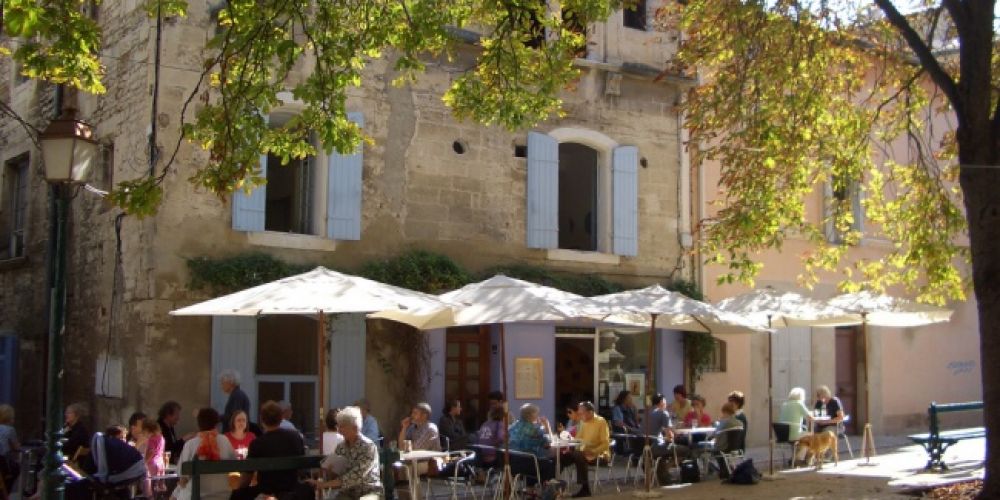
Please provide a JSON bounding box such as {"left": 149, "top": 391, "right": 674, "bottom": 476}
{"left": 771, "top": 423, "right": 798, "bottom": 468}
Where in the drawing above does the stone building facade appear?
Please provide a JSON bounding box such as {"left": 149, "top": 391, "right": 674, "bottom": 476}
{"left": 1, "top": 1, "right": 695, "bottom": 440}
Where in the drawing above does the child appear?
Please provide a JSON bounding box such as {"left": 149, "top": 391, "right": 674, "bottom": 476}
{"left": 140, "top": 419, "right": 166, "bottom": 496}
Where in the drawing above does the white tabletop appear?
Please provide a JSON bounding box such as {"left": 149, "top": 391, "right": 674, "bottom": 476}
{"left": 549, "top": 438, "right": 581, "bottom": 449}
{"left": 399, "top": 450, "right": 449, "bottom": 461}
{"left": 673, "top": 427, "right": 716, "bottom": 435}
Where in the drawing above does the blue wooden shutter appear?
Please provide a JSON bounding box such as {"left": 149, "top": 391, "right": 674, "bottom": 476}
{"left": 0, "top": 333, "right": 18, "bottom": 405}
{"left": 327, "top": 112, "right": 364, "bottom": 240}
{"left": 327, "top": 314, "right": 366, "bottom": 408}
{"left": 526, "top": 132, "right": 559, "bottom": 248}
{"left": 232, "top": 115, "right": 268, "bottom": 231}
{"left": 612, "top": 145, "right": 639, "bottom": 256}
{"left": 211, "top": 317, "right": 258, "bottom": 417}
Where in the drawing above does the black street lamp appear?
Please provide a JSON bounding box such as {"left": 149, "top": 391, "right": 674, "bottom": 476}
{"left": 38, "top": 109, "right": 97, "bottom": 500}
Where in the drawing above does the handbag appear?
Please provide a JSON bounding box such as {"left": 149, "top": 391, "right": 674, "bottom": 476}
{"left": 679, "top": 459, "right": 700, "bottom": 483}
{"left": 728, "top": 458, "right": 761, "bottom": 485}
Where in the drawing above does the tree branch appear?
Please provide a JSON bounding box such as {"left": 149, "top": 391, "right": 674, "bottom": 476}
{"left": 873, "top": 0, "right": 963, "bottom": 122}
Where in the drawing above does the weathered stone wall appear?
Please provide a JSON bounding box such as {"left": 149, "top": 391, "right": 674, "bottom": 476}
{"left": 1, "top": 0, "right": 688, "bottom": 438}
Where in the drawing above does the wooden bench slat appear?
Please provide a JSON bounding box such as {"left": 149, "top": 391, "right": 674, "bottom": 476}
{"left": 181, "top": 455, "right": 323, "bottom": 475}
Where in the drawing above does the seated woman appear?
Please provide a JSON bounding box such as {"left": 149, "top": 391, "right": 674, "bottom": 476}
{"left": 322, "top": 409, "right": 344, "bottom": 456}
{"left": 225, "top": 410, "right": 257, "bottom": 459}
{"left": 779, "top": 387, "right": 814, "bottom": 442}
{"left": 171, "top": 408, "right": 237, "bottom": 500}
{"left": 64, "top": 432, "right": 146, "bottom": 500}
{"left": 611, "top": 391, "right": 641, "bottom": 434}
{"left": 727, "top": 390, "right": 748, "bottom": 452}
{"left": 682, "top": 395, "right": 712, "bottom": 428}
{"left": 438, "top": 399, "right": 468, "bottom": 451}
{"left": 310, "top": 406, "right": 383, "bottom": 500}
{"left": 813, "top": 385, "right": 846, "bottom": 433}
{"left": 508, "top": 404, "right": 555, "bottom": 483}
{"left": 474, "top": 407, "right": 507, "bottom": 467}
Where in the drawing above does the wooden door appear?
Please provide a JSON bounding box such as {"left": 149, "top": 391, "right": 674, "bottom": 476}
{"left": 835, "top": 326, "right": 859, "bottom": 435}
{"left": 445, "top": 326, "right": 490, "bottom": 429}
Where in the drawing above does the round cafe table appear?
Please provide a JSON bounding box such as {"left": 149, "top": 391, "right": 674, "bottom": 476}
{"left": 548, "top": 437, "right": 581, "bottom": 472}
{"left": 399, "top": 449, "right": 449, "bottom": 500}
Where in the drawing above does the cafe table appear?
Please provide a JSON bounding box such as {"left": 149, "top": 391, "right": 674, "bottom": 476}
{"left": 548, "top": 436, "right": 581, "bottom": 472}
{"left": 399, "top": 449, "right": 449, "bottom": 500}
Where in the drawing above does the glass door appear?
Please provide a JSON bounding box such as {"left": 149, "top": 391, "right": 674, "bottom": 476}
{"left": 256, "top": 315, "right": 319, "bottom": 442}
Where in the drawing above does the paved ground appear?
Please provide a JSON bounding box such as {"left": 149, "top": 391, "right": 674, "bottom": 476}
{"left": 587, "top": 434, "right": 985, "bottom": 500}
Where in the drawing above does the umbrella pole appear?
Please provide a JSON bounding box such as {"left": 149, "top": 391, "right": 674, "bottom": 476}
{"left": 642, "top": 314, "right": 658, "bottom": 494}
{"left": 318, "top": 311, "right": 326, "bottom": 438}
{"left": 861, "top": 312, "right": 869, "bottom": 431}
{"left": 767, "top": 316, "right": 774, "bottom": 477}
{"left": 500, "top": 323, "right": 511, "bottom": 498}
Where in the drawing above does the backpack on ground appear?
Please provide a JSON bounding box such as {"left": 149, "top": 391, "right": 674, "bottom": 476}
{"left": 679, "top": 459, "right": 700, "bottom": 483}
{"left": 728, "top": 458, "right": 761, "bottom": 485}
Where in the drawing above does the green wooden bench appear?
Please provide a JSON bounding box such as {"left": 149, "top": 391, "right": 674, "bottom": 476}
{"left": 908, "top": 401, "right": 984, "bottom": 471}
{"left": 179, "top": 449, "right": 400, "bottom": 500}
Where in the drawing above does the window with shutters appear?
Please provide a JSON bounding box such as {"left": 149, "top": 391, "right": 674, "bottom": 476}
{"left": 526, "top": 129, "right": 638, "bottom": 258}
{"left": 1, "top": 156, "right": 29, "bottom": 261}
{"left": 232, "top": 101, "right": 364, "bottom": 243}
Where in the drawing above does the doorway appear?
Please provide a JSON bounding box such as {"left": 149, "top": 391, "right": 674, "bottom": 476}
{"left": 445, "top": 326, "right": 490, "bottom": 429}
{"left": 257, "top": 315, "right": 319, "bottom": 440}
{"left": 555, "top": 336, "right": 596, "bottom": 426}
{"left": 835, "top": 326, "right": 861, "bottom": 435}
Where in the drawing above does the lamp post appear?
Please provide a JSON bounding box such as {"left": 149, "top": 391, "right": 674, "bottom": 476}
{"left": 39, "top": 109, "right": 97, "bottom": 500}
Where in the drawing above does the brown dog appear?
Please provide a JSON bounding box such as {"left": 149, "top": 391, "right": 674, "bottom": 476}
{"left": 794, "top": 430, "right": 839, "bottom": 469}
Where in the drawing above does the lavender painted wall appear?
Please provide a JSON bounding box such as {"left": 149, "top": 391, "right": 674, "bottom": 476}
{"left": 657, "top": 329, "right": 686, "bottom": 398}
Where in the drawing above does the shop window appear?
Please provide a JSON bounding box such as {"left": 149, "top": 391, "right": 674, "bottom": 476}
{"left": 597, "top": 329, "right": 650, "bottom": 413}
{"left": 623, "top": 0, "right": 647, "bottom": 30}
{"left": 1, "top": 156, "right": 29, "bottom": 260}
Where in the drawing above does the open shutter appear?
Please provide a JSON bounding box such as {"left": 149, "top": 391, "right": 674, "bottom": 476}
{"left": 327, "top": 314, "right": 366, "bottom": 408}
{"left": 232, "top": 115, "right": 268, "bottom": 232}
{"left": 612, "top": 145, "right": 639, "bottom": 256}
{"left": 211, "top": 317, "right": 258, "bottom": 418}
{"left": 526, "top": 132, "right": 559, "bottom": 249}
{"left": 327, "top": 112, "right": 364, "bottom": 240}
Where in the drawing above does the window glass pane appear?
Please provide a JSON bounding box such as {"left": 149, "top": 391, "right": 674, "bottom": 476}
{"left": 465, "top": 380, "right": 479, "bottom": 395}
{"left": 466, "top": 343, "right": 479, "bottom": 357}
{"left": 446, "top": 361, "right": 460, "bottom": 376}
{"left": 596, "top": 329, "right": 649, "bottom": 412}
{"left": 290, "top": 381, "right": 317, "bottom": 441}
{"left": 258, "top": 382, "right": 284, "bottom": 407}
{"left": 447, "top": 343, "right": 460, "bottom": 358}
{"left": 446, "top": 380, "right": 459, "bottom": 397}
{"left": 257, "top": 316, "right": 318, "bottom": 375}
{"left": 466, "top": 361, "right": 479, "bottom": 375}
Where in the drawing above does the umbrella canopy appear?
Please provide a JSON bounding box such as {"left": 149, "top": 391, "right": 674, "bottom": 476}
{"left": 170, "top": 266, "right": 455, "bottom": 330}
{"left": 822, "top": 290, "right": 953, "bottom": 327}
{"left": 715, "top": 287, "right": 857, "bottom": 328}
{"left": 574, "top": 284, "right": 770, "bottom": 334}
{"left": 436, "top": 274, "right": 590, "bottom": 325}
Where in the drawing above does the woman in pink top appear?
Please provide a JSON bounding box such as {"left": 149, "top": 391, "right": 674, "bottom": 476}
{"left": 683, "top": 394, "right": 713, "bottom": 427}
{"left": 224, "top": 410, "right": 256, "bottom": 458}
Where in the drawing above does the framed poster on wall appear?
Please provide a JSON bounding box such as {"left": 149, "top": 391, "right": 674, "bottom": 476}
{"left": 625, "top": 373, "right": 645, "bottom": 402}
{"left": 515, "top": 357, "right": 544, "bottom": 399}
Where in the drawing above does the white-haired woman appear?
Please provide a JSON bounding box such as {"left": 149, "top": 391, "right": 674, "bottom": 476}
{"left": 778, "top": 387, "right": 814, "bottom": 441}
{"left": 219, "top": 369, "right": 250, "bottom": 433}
{"left": 311, "top": 406, "right": 382, "bottom": 500}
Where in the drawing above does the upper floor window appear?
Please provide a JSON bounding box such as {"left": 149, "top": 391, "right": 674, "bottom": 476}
{"left": 623, "top": 0, "right": 647, "bottom": 31}
{"left": 825, "top": 175, "right": 863, "bottom": 244}
{"left": 1, "top": 156, "right": 29, "bottom": 260}
{"left": 526, "top": 130, "right": 639, "bottom": 257}
{"left": 232, "top": 108, "right": 364, "bottom": 241}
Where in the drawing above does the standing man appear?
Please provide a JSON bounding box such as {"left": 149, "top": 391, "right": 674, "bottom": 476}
{"left": 220, "top": 369, "right": 251, "bottom": 433}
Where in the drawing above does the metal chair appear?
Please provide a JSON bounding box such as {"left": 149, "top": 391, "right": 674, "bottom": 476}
{"left": 585, "top": 439, "right": 618, "bottom": 493}
{"left": 771, "top": 423, "right": 798, "bottom": 468}
{"left": 706, "top": 427, "right": 745, "bottom": 477}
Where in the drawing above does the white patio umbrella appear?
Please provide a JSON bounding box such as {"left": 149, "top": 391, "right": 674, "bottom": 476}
{"left": 569, "top": 285, "right": 768, "bottom": 494}
{"left": 820, "top": 291, "right": 953, "bottom": 432}
{"left": 715, "top": 287, "right": 856, "bottom": 475}
{"left": 435, "top": 275, "right": 599, "bottom": 494}
{"left": 170, "top": 266, "right": 456, "bottom": 432}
